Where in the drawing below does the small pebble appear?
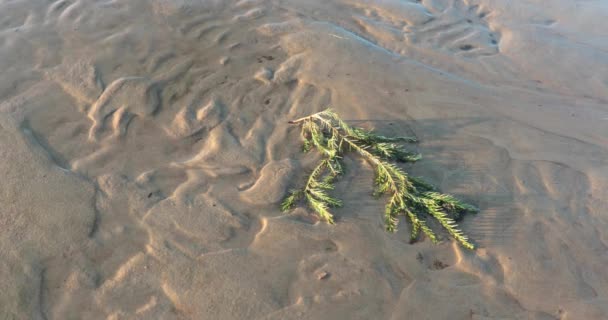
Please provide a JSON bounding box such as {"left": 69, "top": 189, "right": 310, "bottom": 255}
{"left": 317, "top": 271, "right": 330, "bottom": 280}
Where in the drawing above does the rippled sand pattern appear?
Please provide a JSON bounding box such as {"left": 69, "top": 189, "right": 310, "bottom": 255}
{"left": 1, "top": 0, "right": 608, "bottom": 319}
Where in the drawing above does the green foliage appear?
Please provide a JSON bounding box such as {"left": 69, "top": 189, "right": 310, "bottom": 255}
{"left": 281, "top": 109, "right": 478, "bottom": 249}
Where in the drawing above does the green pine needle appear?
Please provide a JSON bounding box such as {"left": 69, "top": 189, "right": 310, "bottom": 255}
{"left": 282, "top": 108, "right": 478, "bottom": 250}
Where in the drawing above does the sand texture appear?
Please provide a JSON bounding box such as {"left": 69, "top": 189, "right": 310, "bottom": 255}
{"left": 1, "top": 0, "right": 608, "bottom": 319}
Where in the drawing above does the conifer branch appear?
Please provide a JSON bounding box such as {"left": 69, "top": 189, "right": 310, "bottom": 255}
{"left": 281, "top": 109, "right": 477, "bottom": 249}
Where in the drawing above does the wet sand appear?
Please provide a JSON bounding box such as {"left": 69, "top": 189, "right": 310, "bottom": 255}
{"left": 1, "top": 0, "right": 608, "bottom": 319}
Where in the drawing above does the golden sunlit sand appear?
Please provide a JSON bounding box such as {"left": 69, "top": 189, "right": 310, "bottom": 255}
{"left": 1, "top": 0, "right": 607, "bottom": 319}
